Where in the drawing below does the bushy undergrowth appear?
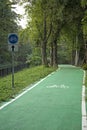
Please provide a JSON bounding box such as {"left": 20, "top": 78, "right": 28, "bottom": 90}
{"left": 82, "top": 64, "right": 87, "bottom": 70}
{"left": 0, "top": 66, "right": 56, "bottom": 103}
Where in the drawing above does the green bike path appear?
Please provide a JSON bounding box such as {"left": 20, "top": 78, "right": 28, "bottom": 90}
{"left": 0, "top": 65, "right": 85, "bottom": 130}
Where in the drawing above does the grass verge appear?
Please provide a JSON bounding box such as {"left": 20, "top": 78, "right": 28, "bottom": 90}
{"left": 0, "top": 66, "right": 56, "bottom": 103}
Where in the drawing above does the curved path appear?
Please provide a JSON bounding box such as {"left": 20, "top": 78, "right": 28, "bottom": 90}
{"left": 0, "top": 65, "right": 86, "bottom": 130}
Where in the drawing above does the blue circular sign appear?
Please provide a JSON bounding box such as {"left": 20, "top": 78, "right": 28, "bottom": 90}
{"left": 8, "top": 34, "right": 18, "bottom": 44}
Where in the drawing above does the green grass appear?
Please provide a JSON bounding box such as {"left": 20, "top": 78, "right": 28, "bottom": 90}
{"left": 0, "top": 66, "right": 56, "bottom": 103}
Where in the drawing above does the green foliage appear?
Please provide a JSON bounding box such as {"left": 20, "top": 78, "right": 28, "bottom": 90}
{"left": 26, "top": 54, "right": 41, "bottom": 66}
{"left": 0, "top": 0, "right": 18, "bottom": 64}
{"left": 82, "top": 64, "right": 87, "bottom": 70}
{"left": 0, "top": 66, "right": 56, "bottom": 103}
{"left": 82, "top": 11, "right": 87, "bottom": 39}
{"left": 22, "top": 0, "right": 83, "bottom": 65}
{"left": 19, "top": 0, "right": 86, "bottom": 66}
{"left": 81, "top": 0, "right": 87, "bottom": 40}
{"left": 19, "top": 28, "right": 30, "bottom": 44}
{"left": 15, "top": 43, "right": 32, "bottom": 64}
{"left": 81, "top": 0, "right": 87, "bottom": 8}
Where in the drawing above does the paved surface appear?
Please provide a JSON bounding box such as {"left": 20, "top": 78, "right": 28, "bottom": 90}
{"left": 0, "top": 65, "right": 85, "bottom": 130}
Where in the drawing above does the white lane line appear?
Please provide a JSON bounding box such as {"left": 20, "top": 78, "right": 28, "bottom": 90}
{"left": 0, "top": 73, "right": 51, "bottom": 110}
{"left": 82, "top": 71, "right": 87, "bottom": 130}
{"left": 46, "top": 84, "right": 69, "bottom": 89}
{"left": 0, "top": 68, "right": 59, "bottom": 110}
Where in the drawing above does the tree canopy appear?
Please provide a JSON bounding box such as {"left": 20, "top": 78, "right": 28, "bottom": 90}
{"left": 0, "top": 0, "right": 18, "bottom": 64}
{"left": 21, "top": 0, "right": 87, "bottom": 66}
{"left": 1, "top": 0, "right": 87, "bottom": 67}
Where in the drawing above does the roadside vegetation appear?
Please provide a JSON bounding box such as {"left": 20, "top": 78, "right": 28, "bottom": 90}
{"left": 0, "top": 66, "right": 56, "bottom": 104}
{"left": 0, "top": 0, "right": 87, "bottom": 106}
{"left": 1, "top": 0, "right": 87, "bottom": 68}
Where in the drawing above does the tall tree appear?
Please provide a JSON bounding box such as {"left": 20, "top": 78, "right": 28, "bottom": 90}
{"left": 49, "top": 0, "right": 65, "bottom": 67}
{"left": 21, "top": 0, "right": 86, "bottom": 66}
{"left": 62, "top": 0, "right": 84, "bottom": 65}
{"left": 81, "top": 0, "right": 87, "bottom": 63}
{"left": 24, "top": 0, "right": 52, "bottom": 66}
{"left": 0, "top": 0, "right": 18, "bottom": 64}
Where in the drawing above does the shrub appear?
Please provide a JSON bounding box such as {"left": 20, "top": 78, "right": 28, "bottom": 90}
{"left": 82, "top": 64, "right": 87, "bottom": 70}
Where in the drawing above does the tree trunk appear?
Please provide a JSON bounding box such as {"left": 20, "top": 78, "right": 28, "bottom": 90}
{"left": 53, "top": 39, "right": 58, "bottom": 67}
{"left": 75, "top": 50, "right": 79, "bottom": 66}
{"left": 41, "top": 11, "right": 47, "bottom": 66}
{"left": 50, "top": 42, "right": 53, "bottom": 66}
{"left": 83, "top": 46, "right": 87, "bottom": 64}
{"left": 71, "top": 49, "right": 75, "bottom": 65}
{"left": 85, "top": 49, "right": 87, "bottom": 63}
{"left": 41, "top": 41, "right": 47, "bottom": 66}
{"left": 75, "top": 35, "right": 78, "bottom": 66}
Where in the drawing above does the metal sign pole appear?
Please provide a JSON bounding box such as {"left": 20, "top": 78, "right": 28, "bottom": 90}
{"left": 8, "top": 33, "right": 18, "bottom": 90}
{"left": 12, "top": 46, "right": 14, "bottom": 88}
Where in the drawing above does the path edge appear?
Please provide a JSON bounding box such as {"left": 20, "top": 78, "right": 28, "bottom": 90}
{"left": 82, "top": 70, "right": 87, "bottom": 130}
{"left": 0, "top": 70, "right": 56, "bottom": 110}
